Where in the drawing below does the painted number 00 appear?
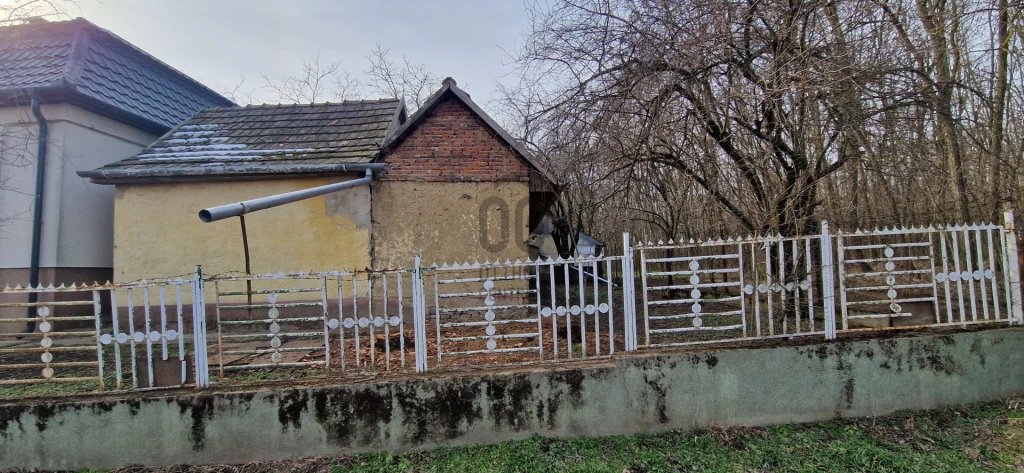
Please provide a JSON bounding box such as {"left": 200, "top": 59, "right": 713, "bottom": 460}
{"left": 479, "top": 197, "right": 530, "bottom": 254}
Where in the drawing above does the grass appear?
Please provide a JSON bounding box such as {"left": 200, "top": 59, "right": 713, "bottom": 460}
{"left": 58, "top": 398, "right": 1024, "bottom": 473}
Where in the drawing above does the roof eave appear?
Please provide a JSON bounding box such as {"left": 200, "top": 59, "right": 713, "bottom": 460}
{"left": 0, "top": 84, "right": 173, "bottom": 134}
{"left": 78, "top": 162, "right": 388, "bottom": 185}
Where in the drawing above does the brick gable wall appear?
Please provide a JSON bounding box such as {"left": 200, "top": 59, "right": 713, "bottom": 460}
{"left": 380, "top": 96, "right": 531, "bottom": 182}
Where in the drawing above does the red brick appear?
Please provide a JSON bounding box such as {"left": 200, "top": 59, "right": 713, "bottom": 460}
{"left": 380, "top": 97, "right": 530, "bottom": 182}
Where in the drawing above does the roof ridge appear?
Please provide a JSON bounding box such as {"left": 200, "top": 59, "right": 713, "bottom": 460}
{"left": 68, "top": 17, "right": 233, "bottom": 106}
{"left": 62, "top": 19, "right": 90, "bottom": 86}
{"left": 237, "top": 98, "right": 401, "bottom": 109}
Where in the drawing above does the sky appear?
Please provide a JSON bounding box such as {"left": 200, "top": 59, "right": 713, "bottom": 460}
{"left": 74, "top": 0, "right": 533, "bottom": 109}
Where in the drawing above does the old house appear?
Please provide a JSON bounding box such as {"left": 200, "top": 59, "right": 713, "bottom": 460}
{"left": 0, "top": 18, "right": 231, "bottom": 329}
{"left": 80, "top": 78, "right": 558, "bottom": 280}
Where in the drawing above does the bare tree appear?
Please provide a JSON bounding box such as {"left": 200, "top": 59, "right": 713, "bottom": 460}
{"left": 220, "top": 74, "right": 256, "bottom": 105}
{"left": 0, "top": 0, "right": 75, "bottom": 23}
{"left": 503, "top": 0, "right": 1024, "bottom": 246}
{"left": 261, "top": 52, "right": 345, "bottom": 104}
{"left": 365, "top": 44, "right": 438, "bottom": 110}
{"left": 251, "top": 47, "right": 439, "bottom": 110}
{"left": 332, "top": 69, "right": 363, "bottom": 102}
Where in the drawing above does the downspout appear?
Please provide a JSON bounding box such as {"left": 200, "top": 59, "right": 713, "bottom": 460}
{"left": 24, "top": 95, "right": 48, "bottom": 333}
{"left": 199, "top": 169, "right": 376, "bottom": 223}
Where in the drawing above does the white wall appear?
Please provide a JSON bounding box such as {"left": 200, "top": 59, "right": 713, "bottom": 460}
{"left": 0, "top": 103, "right": 158, "bottom": 269}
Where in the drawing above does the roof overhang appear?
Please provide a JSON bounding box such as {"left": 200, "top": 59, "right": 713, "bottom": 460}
{"left": 77, "top": 162, "right": 387, "bottom": 185}
{"left": 0, "top": 83, "right": 173, "bottom": 135}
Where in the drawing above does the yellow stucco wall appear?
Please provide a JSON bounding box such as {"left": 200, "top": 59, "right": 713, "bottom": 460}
{"left": 371, "top": 181, "right": 531, "bottom": 269}
{"left": 113, "top": 176, "right": 372, "bottom": 282}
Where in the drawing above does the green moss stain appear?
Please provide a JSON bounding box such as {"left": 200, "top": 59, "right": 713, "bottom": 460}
{"left": 313, "top": 386, "right": 393, "bottom": 447}
{"left": 908, "top": 337, "right": 965, "bottom": 375}
{"left": 487, "top": 374, "right": 535, "bottom": 432}
{"left": 396, "top": 379, "right": 483, "bottom": 444}
{"left": 0, "top": 404, "right": 28, "bottom": 438}
{"left": 277, "top": 389, "right": 308, "bottom": 432}
{"left": 30, "top": 404, "right": 56, "bottom": 432}
{"left": 177, "top": 395, "right": 215, "bottom": 452}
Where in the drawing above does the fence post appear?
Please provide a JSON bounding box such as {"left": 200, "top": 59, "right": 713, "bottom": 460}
{"left": 191, "top": 265, "right": 210, "bottom": 388}
{"left": 1003, "top": 209, "right": 1023, "bottom": 325}
{"left": 412, "top": 256, "right": 429, "bottom": 372}
{"left": 621, "top": 233, "right": 638, "bottom": 351}
{"left": 819, "top": 221, "right": 838, "bottom": 339}
{"left": 92, "top": 290, "right": 105, "bottom": 391}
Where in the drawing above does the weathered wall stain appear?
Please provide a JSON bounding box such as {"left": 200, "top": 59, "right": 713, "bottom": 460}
{"left": 312, "top": 385, "right": 393, "bottom": 447}
{"left": 907, "top": 336, "right": 964, "bottom": 375}
{"left": 395, "top": 378, "right": 484, "bottom": 444}
{"left": 31, "top": 404, "right": 57, "bottom": 432}
{"left": 841, "top": 378, "right": 855, "bottom": 409}
{"left": 1, "top": 327, "right": 1021, "bottom": 471}
{"left": 177, "top": 395, "right": 215, "bottom": 452}
{"left": 487, "top": 374, "right": 535, "bottom": 432}
{"left": 642, "top": 371, "right": 669, "bottom": 424}
{"left": 969, "top": 338, "right": 986, "bottom": 366}
{"left": 877, "top": 339, "right": 903, "bottom": 371}
{"left": 324, "top": 185, "right": 371, "bottom": 230}
{"left": 276, "top": 389, "right": 308, "bottom": 432}
{"left": 550, "top": 369, "right": 585, "bottom": 408}
{"left": 0, "top": 404, "right": 28, "bottom": 439}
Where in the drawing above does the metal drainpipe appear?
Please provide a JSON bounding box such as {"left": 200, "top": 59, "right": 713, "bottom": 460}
{"left": 198, "top": 169, "right": 376, "bottom": 223}
{"left": 24, "top": 95, "right": 48, "bottom": 333}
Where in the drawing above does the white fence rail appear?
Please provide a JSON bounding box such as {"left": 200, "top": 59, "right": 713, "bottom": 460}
{"left": 1, "top": 213, "right": 1020, "bottom": 394}
{"left": 0, "top": 277, "right": 204, "bottom": 390}
{"left": 424, "top": 251, "right": 636, "bottom": 369}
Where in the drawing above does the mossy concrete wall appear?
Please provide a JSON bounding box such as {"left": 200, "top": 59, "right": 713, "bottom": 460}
{"left": 2, "top": 328, "right": 1022, "bottom": 470}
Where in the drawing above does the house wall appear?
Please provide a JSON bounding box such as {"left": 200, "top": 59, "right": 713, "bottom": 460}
{"left": 372, "top": 95, "right": 532, "bottom": 269}
{"left": 372, "top": 181, "right": 530, "bottom": 268}
{"left": 0, "top": 103, "right": 157, "bottom": 273}
{"left": 0, "top": 104, "right": 158, "bottom": 332}
{"left": 112, "top": 176, "right": 372, "bottom": 283}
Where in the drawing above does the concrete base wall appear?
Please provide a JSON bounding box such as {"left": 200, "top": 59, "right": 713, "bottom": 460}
{"left": 1, "top": 328, "right": 1021, "bottom": 470}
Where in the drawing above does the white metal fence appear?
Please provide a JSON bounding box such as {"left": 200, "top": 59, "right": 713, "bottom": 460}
{"left": 0, "top": 277, "right": 203, "bottom": 390}
{"left": 1, "top": 212, "right": 1020, "bottom": 394}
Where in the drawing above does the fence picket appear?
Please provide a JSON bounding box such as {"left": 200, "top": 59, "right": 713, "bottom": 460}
{"left": 1, "top": 215, "right": 1019, "bottom": 393}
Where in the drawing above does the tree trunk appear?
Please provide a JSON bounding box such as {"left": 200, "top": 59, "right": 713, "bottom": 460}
{"left": 916, "top": 0, "right": 971, "bottom": 222}
{"left": 990, "top": 0, "right": 1009, "bottom": 219}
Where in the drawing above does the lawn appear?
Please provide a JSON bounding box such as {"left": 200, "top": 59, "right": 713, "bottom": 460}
{"left": 63, "top": 398, "right": 1023, "bottom": 473}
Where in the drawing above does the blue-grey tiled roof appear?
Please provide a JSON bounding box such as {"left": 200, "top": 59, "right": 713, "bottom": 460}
{"left": 0, "top": 18, "right": 233, "bottom": 131}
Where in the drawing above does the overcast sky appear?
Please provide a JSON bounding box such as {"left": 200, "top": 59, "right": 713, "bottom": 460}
{"left": 76, "top": 0, "right": 532, "bottom": 108}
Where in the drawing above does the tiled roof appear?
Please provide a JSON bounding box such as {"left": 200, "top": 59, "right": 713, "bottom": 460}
{"left": 89, "top": 99, "right": 405, "bottom": 176}
{"left": 0, "top": 17, "right": 233, "bottom": 131}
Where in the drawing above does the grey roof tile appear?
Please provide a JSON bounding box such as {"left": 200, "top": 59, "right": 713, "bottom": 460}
{"left": 0, "top": 17, "right": 233, "bottom": 130}
{"left": 92, "top": 99, "right": 405, "bottom": 176}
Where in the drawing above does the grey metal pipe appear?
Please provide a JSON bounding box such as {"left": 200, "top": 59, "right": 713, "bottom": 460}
{"left": 199, "top": 169, "right": 374, "bottom": 223}
{"left": 24, "top": 95, "right": 48, "bottom": 334}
